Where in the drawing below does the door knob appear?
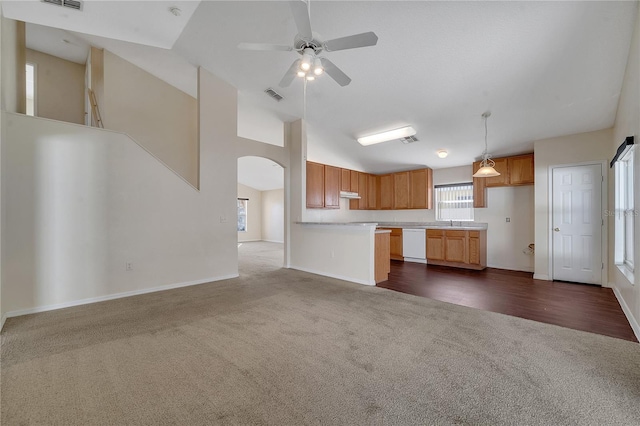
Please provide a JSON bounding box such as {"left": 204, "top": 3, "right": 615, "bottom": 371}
{"left": 554, "top": 228, "right": 560, "bottom": 232}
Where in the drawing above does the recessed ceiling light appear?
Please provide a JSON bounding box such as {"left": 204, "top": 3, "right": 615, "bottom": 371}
{"left": 168, "top": 6, "right": 181, "bottom": 16}
{"left": 437, "top": 149, "right": 448, "bottom": 158}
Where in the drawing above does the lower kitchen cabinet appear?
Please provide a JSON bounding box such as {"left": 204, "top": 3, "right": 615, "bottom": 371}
{"left": 378, "top": 228, "right": 403, "bottom": 260}
{"left": 426, "top": 229, "right": 486, "bottom": 270}
{"left": 375, "top": 231, "right": 391, "bottom": 283}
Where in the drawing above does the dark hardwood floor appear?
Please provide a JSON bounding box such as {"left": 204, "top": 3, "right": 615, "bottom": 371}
{"left": 378, "top": 261, "right": 638, "bottom": 343}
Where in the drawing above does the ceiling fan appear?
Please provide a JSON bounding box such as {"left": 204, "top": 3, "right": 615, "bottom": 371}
{"left": 238, "top": 0, "right": 378, "bottom": 87}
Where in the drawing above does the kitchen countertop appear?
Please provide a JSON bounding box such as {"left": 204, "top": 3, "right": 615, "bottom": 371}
{"left": 296, "top": 221, "right": 488, "bottom": 230}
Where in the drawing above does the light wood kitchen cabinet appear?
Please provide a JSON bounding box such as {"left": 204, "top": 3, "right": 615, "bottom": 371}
{"left": 357, "top": 172, "right": 368, "bottom": 210}
{"left": 379, "top": 228, "right": 403, "bottom": 260}
{"left": 426, "top": 229, "right": 486, "bottom": 270}
{"left": 393, "top": 171, "right": 410, "bottom": 209}
{"left": 340, "top": 168, "right": 351, "bottom": 191}
{"left": 367, "top": 174, "right": 378, "bottom": 210}
{"left": 306, "top": 161, "right": 324, "bottom": 208}
{"left": 443, "top": 230, "right": 466, "bottom": 263}
{"left": 379, "top": 174, "right": 394, "bottom": 210}
{"left": 468, "top": 231, "right": 481, "bottom": 265}
{"left": 472, "top": 162, "right": 487, "bottom": 208}
{"left": 508, "top": 154, "right": 534, "bottom": 185}
{"left": 426, "top": 230, "right": 445, "bottom": 260}
{"left": 472, "top": 153, "right": 534, "bottom": 208}
{"left": 483, "top": 157, "right": 509, "bottom": 187}
{"left": 409, "top": 168, "right": 433, "bottom": 209}
{"left": 349, "top": 170, "right": 360, "bottom": 210}
{"left": 375, "top": 231, "right": 391, "bottom": 283}
{"left": 324, "top": 165, "right": 341, "bottom": 209}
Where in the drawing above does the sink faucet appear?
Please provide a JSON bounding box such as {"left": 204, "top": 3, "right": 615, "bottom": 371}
{"left": 450, "top": 220, "right": 453, "bottom": 227}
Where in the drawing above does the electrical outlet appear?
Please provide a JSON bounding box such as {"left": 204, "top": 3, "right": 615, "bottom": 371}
{"left": 126, "top": 262, "right": 133, "bottom": 271}
{"left": 220, "top": 215, "right": 227, "bottom": 223}
{"left": 506, "top": 217, "right": 511, "bottom": 222}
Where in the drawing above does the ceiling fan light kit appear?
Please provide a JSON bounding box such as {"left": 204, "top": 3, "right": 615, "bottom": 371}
{"left": 357, "top": 126, "right": 416, "bottom": 146}
{"left": 238, "top": 0, "right": 378, "bottom": 87}
{"left": 472, "top": 111, "right": 501, "bottom": 178}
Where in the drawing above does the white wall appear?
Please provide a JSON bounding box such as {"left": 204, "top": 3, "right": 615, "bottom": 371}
{"left": 533, "top": 128, "right": 612, "bottom": 280}
{"left": 262, "top": 188, "right": 284, "bottom": 243}
{"left": 102, "top": 50, "right": 198, "bottom": 187}
{"left": 237, "top": 92, "right": 284, "bottom": 147}
{"left": 1, "top": 68, "right": 238, "bottom": 316}
{"left": 26, "top": 48, "right": 85, "bottom": 125}
{"left": 237, "top": 183, "right": 262, "bottom": 242}
{"left": 610, "top": 5, "right": 640, "bottom": 338}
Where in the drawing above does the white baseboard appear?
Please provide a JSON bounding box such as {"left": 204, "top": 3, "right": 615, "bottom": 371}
{"left": 262, "top": 239, "right": 284, "bottom": 244}
{"left": 405, "top": 257, "right": 427, "bottom": 264}
{"left": 3, "top": 273, "right": 239, "bottom": 320}
{"left": 533, "top": 273, "right": 550, "bottom": 280}
{"left": 290, "top": 265, "right": 374, "bottom": 286}
{"left": 1, "top": 314, "right": 6, "bottom": 332}
{"left": 487, "top": 264, "right": 534, "bottom": 273}
{"left": 612, "top": 286, "right": 640, "bottom": 342}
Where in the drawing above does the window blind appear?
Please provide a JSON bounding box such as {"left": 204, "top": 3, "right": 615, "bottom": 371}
{"left": 435, "top": 183, "right": 474, "bottom": 221}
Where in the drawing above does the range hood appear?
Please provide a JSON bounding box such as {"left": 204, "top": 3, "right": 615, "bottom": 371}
{"left": 339, "top": 191, "right": 361, "bottom": 199}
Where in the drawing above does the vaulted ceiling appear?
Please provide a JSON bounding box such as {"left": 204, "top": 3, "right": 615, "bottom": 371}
{"left": 5, "top": 1, "right": 639, "bottom": 179}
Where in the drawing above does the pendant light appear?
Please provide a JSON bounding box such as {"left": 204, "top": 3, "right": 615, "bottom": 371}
{"left": 473, "top": 111, "right": 501, "bottom": 178}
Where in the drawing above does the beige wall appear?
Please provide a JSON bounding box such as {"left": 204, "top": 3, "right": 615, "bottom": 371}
{"left": 533, "top": 128, "right": 612, "bottom": 280}
{"left": 237, "top": 183, "right": 262, "bottom": 242}
{"left": 610, "top": 5, "right": 640, "bottom": 338}
{"left": 102, "top": 50, "right": 198, "bottom": 187}
{"left": 26, "top": 49, "right": 85, "bottom": 125}
{"left": 1, "top": 16, "right": 25, "bottom": 114}
{"left": 262, "top": 188, "right": 284, "bottom": 243}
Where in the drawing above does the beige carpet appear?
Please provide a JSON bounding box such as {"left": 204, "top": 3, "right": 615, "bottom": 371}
{"left": 2, "top": 242, "right": 639, "bottom": 425}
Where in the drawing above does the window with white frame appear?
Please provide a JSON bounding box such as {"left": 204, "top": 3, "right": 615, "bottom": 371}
{"left": 237, "top": 199, "right": 248, "bottom": 232}
{"left": 614, "top": 147, "right": 634, "bottom": 282}
{"left": 435, "top": 183, "right": 474, "bottom": 221}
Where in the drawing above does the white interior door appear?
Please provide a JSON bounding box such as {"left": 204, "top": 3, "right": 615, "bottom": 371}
{"left": 552, "top": 164, "right": 603, "bottom": 284}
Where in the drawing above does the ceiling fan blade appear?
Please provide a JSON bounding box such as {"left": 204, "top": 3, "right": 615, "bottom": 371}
{"left": 238, "top": 43, "right": 293, "bottom": 52}
{"left": 320, "top": 58, "right": 351, "bottom": 87}
{"left": 289, "top": 1, "right": 313, "bottom": 41}
{"left": 279, "top": 60, "right": 301, "bottom": 88}
{"left": 324, "top": 32, "right": 378, "bottom": 52}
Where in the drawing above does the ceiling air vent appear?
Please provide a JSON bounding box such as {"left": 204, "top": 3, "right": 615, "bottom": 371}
{"left": 400, "top": 135, "right": 419, "bottom": 144}
{"left": 42, "top": 0, "right": 83, "bottom": 11}
{"left": 264, "top": 88, "right": 283, "bottom": 102}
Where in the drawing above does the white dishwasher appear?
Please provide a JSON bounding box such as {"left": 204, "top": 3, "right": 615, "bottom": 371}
{"left": 402, "top": 229, "right": 427, "bottom": 264}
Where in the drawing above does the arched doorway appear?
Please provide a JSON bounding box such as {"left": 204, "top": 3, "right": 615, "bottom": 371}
{"left": 237, "top": 156, "right": 285, "bottom": 275}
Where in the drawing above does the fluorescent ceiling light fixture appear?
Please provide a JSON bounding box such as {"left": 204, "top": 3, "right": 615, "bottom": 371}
{"left": 437, "top": 149, "right": 448, "bottom": 158}
{"left": 357, "top": 126, "right": 416, "bottom": 146}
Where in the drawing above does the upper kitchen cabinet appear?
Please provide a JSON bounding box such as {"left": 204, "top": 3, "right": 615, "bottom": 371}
{"left": 393, "top": 171, "right": 410, "bottom": 209}
{"left": 409, "top": 168, "right": 433, "bottom": 209}
{"left": 507, "top": 154, "right": 534, "bottom": 185}
{"left": 349, "top": 170, "right": 360, "bottom": 210}
{"left": 367, "top": 174, "right": 378, "bottom": 210}
{"left": 324, "top": 165, "right": 341, "bottom": 209}
{"left": 379, "top": 174, "right": 394, "bottom": 210}
{"left": 482, "top": 157, "right": 509, "bottom": 187}
{"left": 340, "top": 168, "right": 351, "bottom": 192}
{"left": 472, "top": 161, "right": 487, "bottom": 208}
{"left": 306, "top": 161, "right": 324, "bottom": 208}
{"left": 306, "top": 161, "right": 339, "bottom": 209}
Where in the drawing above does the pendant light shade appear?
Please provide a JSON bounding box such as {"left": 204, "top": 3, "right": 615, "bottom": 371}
{"left": 473, "top": 111, "right": 501, "bottom": 178}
